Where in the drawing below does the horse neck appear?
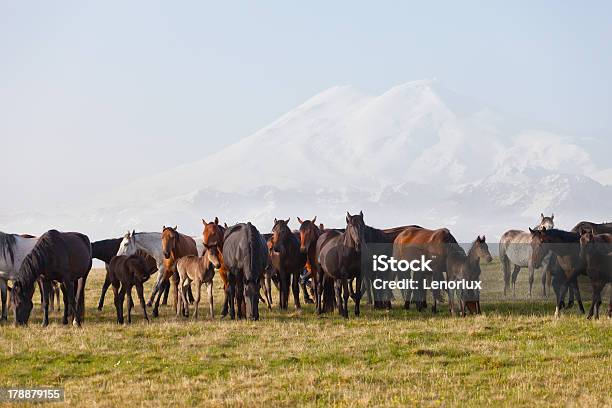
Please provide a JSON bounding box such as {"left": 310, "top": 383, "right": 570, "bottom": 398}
{"left": 136, "top": 234, "right": 163, "bottom": 261}
{"left": 0, "top": 235, "right": 37, "bottom": 274}
{"left": 466, "top": 243, "right": 481, "bottom": 265}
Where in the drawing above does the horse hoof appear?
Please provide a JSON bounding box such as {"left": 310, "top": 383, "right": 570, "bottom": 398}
{"left": 72, "top": 319, "right": 81, "bottom": 327}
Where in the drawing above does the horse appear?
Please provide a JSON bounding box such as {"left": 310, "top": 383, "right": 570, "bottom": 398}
{"left": 176, "top": 247, "right": 221, "bottom": 319}
{"left": 298, "top": 216, "right": 332, "bottom": 314}
{"left": 499, "top": 213, "right": 555, "bottom": 297}
{"left": 393, "top": 226, "right": 457, "bottom": 312}
{"left": 270, "top": 218, "right": 306, "bottom": 310}
{"left": 316, "top": 211, "right": 366, "bottom": 318}
{"left": 572, "top": 221, "right": 612, "bottom": 235}
{"left": 108, "top": 255, "right": 151, "bottom": 324}
{"left": 93, "top": 238, "right": 158, "bottom": 311}
{"left": 579, "top": 231, "right": 612, "bottom": 319}
{"left": 158, "top": 226, "right": 198, "bottom": 316}
{"left": 446, "top": 236, "right": 493, "bottom": 316}
{"left": 0, "top": 232, "right": 39, "bottom": 320}
{"left": 222, "top": 223, "right": 268, "bottom": 320}
{"left": 363, "top": 224, "right": 422, "bottom": 309}
{"left": 530, "top": 227, "right": 586, "bottom": 317}
{"left": 12, "top": 230, "right": 92, "bottom": 326}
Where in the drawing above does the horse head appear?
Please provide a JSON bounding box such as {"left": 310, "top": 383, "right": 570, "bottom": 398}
{"left": 161, "top": 226, "right": 178, "bottom": 259}
{"left": 473, "top": 235, "right": 493, "bottom": 263}
{"left": 297, "top": 216, "right": 318, "bottom": 254}
{"left": 579, "top": 230, "right": 595, "bottom": 260}
{"left": 529, "top": 227, "right": 551, "bottom": 268}
{"left": 202, "top": 217, "right": 224, "bottom": 267}
{"left": 271, "top": 218, "right": 291, "bottom": 252}
{"left": 345, "top": 211, "right": 366, "bottom": 252}
{"left": 538, "top": 213, "right": 555, "bottom": 230}
{"left": 12, "top": 281, "right": 34, "bottom": 326}
{"left": 116, "top": 230, "right": 137, "bottom": 256}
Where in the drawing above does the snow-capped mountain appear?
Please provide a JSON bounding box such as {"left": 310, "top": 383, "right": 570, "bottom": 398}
{"left": 5, "top": 80, "right": 612, "bottom": 241}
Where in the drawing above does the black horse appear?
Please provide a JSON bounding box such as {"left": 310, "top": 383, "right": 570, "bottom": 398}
{"left": 270, "top": 218, "right": 306, "bottom": 310}
{"left": 579, "top": 231, "right": 612, "bottom": 319}
{"left": 12, "top": 230, "right": 92, "bottom": 326}
{"left": 530, "top": 228, "right": 586, "bottom": 317}
{"left": 222, "top": 223, "right": 268, "bottom": 320}
{"left": 316, "top": 211, "right": 366, "bottom": 318}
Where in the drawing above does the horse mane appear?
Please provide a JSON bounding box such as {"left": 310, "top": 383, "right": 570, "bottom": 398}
{"left": 545, "top": 228, "right": 580, "bottom": 242}
{"left": 17, "top": 230, "right": 61, "bottom": 287}
{"left": 0, "top": 231, "right": 17, "bottom": 265}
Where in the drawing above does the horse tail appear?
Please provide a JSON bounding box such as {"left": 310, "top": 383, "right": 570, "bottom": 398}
{"left": 246, "top": 222, "right": 257, "bottom": 278}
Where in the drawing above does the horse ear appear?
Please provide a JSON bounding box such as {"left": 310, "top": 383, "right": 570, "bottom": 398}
{"left": 482, "top": 235, "right": 486, "bottom": 242}
{"left": 224, "top": 222, "right": 228, "bottom": 228}
{"left": 312, "top": 216, "right": 317, "bottom": 224}
{"left": 541, "top": 226, "right": 547, "bottom": 232}
{"left": 274, "top": 218, "right": 277, "bottom": 224}
{"left": 297, "top": 217, "right": 304, "bottom": 224}
{"left": 529, "top": 227, "right": 534, "bottom": 234}
{"left": 541, "top": 213, "right": 544, "bottom": 219}
{"left": 359, "top": 210, "right": 363, "bottom": 217}
{"left": 163, "top": 225, "right": 166, "bottom": 230}
{"left": 214, "top": 217, "right": 219, "bottom": 225}
{"left": 173, "top": 225, "right": 177, "bottom": 231}
{"left": 476, "top": 235, "right": 481, "bottom": 242}
{"left": 202, "top": 219, "right": 207, "bottom": 226}
{"left": 346, "top": 212, "right": 350, "bottom": 223}
{"left": 132, "top": 229, "right": 135, "bottom": 236}
{"left": 285, "top": 217, "right": 290, "bottom": 225}
{"left": 320, "top": 223, "right": 325, "bottom": 230}
{"left": 551, "top": 213, "right": 554, "bottom": 220}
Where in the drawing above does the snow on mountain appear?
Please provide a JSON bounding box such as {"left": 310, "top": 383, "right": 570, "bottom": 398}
{"left": 4, "top": 80, "right": 612, "bottom": 241}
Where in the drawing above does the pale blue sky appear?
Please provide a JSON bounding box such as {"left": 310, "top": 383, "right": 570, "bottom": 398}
{"left": 1, "top": 1, "right": 611, "bottom": 210}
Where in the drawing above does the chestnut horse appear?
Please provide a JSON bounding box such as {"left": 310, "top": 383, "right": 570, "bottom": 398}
{"left": 155, "top": 226, "right": 198, "bottom": 317}
{"left": 393, "top": 226, "right": 457, "bottom": 312}
{"left": 202, "top": 217, "right": 234, "bottom": 316}
{"left": 572, "top": 221, "right": 612, "bottom": 235}
{"left": 316, "top": 211, "right": 367, "bottom": 318}
{"left": 579, "top": 231, "right": 612, "bottom": 319}
{"left": 298, "top": 216, "right": 332, "bottom": 313}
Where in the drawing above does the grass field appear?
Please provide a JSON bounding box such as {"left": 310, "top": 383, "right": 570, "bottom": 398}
{"left": 0, "top": 259, "right": 610, "bottom": 407}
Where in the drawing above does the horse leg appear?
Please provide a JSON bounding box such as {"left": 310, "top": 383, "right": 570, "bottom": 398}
{"left": 194, "top": 279, "right": 202, "bottom": 319}
{"left": 0, "top": 279, "right": 7, "bottom": 321}
{"left": 334, "top": 279, "right": 343, "bottom": 316}
{"left": 98, "top": 273, "right": 112, "bottom": 311}
{"left": 126, "top": 284, "right": 134, "bottom": 324}
{"left": 341, "top": 278, "right": 350, "bottom": 319}
{"left": 112, "top": 283, "right": 122, "bottom": 324}
{"left": 265, "top": 271, "right": 273, "bottom": 309}
{"left": 291, "top": 269, "right": 301, "bottom": 310}
{"left": 587, "top": 280, "right": 602, "bottom": 320}
{"left": 570, "top": 278, "right": 585, "bottom": 314}
{"left": 63, "top": 281, "right": 79, "bottom": 327}
{"left": 152, "top": 278, "right": 167, "bottom": 318}
{"left": 567, "top": 285, "right": 575, "bottom": 309}
{"left": 236, "top": 273, "right": 246, "bottom": 319}
{"left": 501, "top": 254, "right": 510, "bottom": 297}
{"left": 300, "top": 271, "right": 313, "bottom": 304}
{"left": 60, "top": 283, "right": 69, "bottom": 325}
{"left": 354, "top": 274, "right": 362, "bottom": 317}
{"left": 207, "top": 281, "right": 214, "bottom": 319}
{"left": 134, "top": 282, "right": 148, "bottom": 322}
{"left": 228, "top": 273, "right": 236, "bottom": 320}
{"left": 555, "top": 282, "right": 569, "bottom": 318}
{"left": 40, "top": 279, "right": 51, "bottom": 327}
{"left": 541, "top": 268, "right": 547, "bottom": 297}
{"left": 511, "top": 265, "right": 520, "bottom": 298}
{"left": 278, "top": 270, "right": 288, "bottom": 310}
{"left": 528, "top": 262, "right": 535, "bottom": 298}
{"left": 147, "top": 271, "right": 161, "bottom": 307}
{"left": 117, "top": 285, "right": 126, "bottom": 324}
{"left": 75, "top": 276, "right": 87, "bottom": 324}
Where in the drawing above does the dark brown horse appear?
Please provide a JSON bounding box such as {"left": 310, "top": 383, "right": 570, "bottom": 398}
{"left": 12, "top": 230, "right": 92, "bottom": 326}
{"left": 572, "top": 221, "right": 612, "bottom": 235}
{"left": 298, "top": 216, "right": 331, "bottom": 313}
{"left": 530, "top": 228, "right": 586, "bottom": 317}
{"left": 270, "top": 218, "right": 306, "bottom": 310}
{"left": 393, "top": 227, "right": 456, "bottom": 312}
{"left": 579, "top": 231, "right": 612, "bottom": 319}
{"left": 153, "top": 226, "right": 198, "bottom": 317}
{"left": 93, "top": 238, "right": 158, "bottom": 311}
{"left": 316, "top": 211, "right": 366, "bottom": 318}
{"left": 108, "top": 255, "right": 151, "bottom": 324}
{"left": 445, "top": 236, "right": 492, "bottom": 316}
{"left": 222, "top": 223, "right": 268, "bottom": 320}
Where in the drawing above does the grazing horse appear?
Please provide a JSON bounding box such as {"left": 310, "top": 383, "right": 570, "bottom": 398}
{"left": 393, "top": 227, "right": 457, "bottom": 312}
{"left": 176, "top": 247, "right": 221, "bottom": 319}
{"left": 12, "top": 230, "right": 92, "bottom": 326}
{"left": 579, "top": 231, "right": 612, "bottom": 319}
{"left": 446, "top": 236, "right": 493, "bottom": 316}
{"left": 108, "top": 255, "right": 151, "bottom": 324}
{"left": 530, "top": 228, "right": 586, "bottom": 317}
{"left": 158, "top": 226, "right": 198, "bottom": 316}
{"left": 316, "top": 211, "right": 366, "bottom": 318}
{"left": 499, "top": 214, "right": 555, "bottom": 297}
{"left": 222, "top": 223, "right": 268, "bottom": 320}
{"left": 270, "top": 218, "right": 306, "bottom": 310}
{"left": 93, "top": 238, "right": 158, "bottom": 311}
{"left": 572, "top": 221, "right": 612, "bottom": 235}
{"left": 0, "top": 232, "right": 38, "bottom": 320}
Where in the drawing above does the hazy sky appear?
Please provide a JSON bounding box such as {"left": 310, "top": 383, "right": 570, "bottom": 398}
{"left": 1, "top": 1, "right": 611, "bottom": 211}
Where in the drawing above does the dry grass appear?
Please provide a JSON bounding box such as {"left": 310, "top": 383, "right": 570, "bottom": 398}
{"left": 0, "top": 259, "right": 610, "bottom": 407}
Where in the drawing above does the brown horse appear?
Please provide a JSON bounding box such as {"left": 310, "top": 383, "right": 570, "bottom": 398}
{"left": 108, "top": 255, "right": 151, "bottom": 324}
{"left": 393, "top": 227, "right": 456, "bottom": 312}
{"left": 316, "top": 211, "right": 366, "bottom": 318}
{"left": 579, "top": 231, "right": 612, "bottom": 319}
{"left": 572, "top": 221, "right": 612, "bottom": 235}
{"left": 202, "top": 217, "right": 235, "bottom": 316}
{"left": 445, "top": 236, "right": 492, "bottom": 316}
{"left": 176, "top": 247, "right": 221, "bottom": 319}
{"left": 153, "top": 226, "right": 198, "bottom": 317}
{"left": 270, "top": 218, "right": 306, "bottom": 310}
{"left": 298, "top": 216, "right": 328, "bottom": 313}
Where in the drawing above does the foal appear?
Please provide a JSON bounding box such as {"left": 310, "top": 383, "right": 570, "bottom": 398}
{"left": 176, "top": 248, "right": 221, "bottom": 319}
{"left": 108, "top": 255, "right": 151, "bottom": 324}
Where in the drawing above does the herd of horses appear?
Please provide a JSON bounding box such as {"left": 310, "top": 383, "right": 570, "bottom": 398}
{"left": 0, "top": 212, "right": 611, "bottom": 326}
